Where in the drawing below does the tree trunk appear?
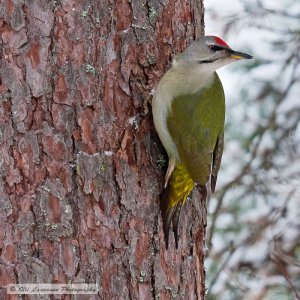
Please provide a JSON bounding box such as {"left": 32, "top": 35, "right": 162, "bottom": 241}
{"left": 0, "top": 0, "right": 205, "bottom": 299}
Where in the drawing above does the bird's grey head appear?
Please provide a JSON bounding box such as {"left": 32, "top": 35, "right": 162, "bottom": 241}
{"left": 173, "top": 36, "right": 252, "bottom": 72}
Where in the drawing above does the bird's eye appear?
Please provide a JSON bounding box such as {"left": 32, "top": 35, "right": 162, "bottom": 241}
{"left": 209, "top": 45, "right": 222, "bottom": 52}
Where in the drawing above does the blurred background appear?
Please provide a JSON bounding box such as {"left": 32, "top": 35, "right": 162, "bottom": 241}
{"left": 204, "top": 0, "right": 300, "bottom": 299}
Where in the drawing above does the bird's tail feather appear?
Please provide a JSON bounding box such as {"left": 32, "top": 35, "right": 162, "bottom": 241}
{"left": 160, "top": 164, "right": 194, "bottom": 248}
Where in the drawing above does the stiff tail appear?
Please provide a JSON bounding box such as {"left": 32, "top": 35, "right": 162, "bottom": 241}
{"left": 160, "top": 164, "right": 194, "bottom": 248}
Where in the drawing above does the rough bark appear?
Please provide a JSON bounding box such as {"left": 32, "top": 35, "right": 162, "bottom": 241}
{"left": 0, "top": 0, "right": 205, "bottom": 299}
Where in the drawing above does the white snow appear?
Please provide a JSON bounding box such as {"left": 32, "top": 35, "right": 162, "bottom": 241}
{"left": 204, "top": 0, "right": 300, "bottom": 297}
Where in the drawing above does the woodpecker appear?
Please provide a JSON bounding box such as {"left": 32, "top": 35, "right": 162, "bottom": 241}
{"left": 152, "top": 36, "right": 252, "bottom": 247}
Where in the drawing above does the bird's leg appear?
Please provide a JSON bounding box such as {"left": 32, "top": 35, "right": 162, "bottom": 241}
{"left": 196, "top": 184, "right": 207, "bottom": 201}
{"left": 164, "top": 159, "right": 175, "bottom": 188}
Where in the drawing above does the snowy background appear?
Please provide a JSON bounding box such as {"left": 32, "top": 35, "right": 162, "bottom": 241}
{"left": 204, "top": 0, "right": 300, "bottom": 299}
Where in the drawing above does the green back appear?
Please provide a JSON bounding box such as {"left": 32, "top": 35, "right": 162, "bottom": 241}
{"left": 167, "top": 73, "right": 225, "bottom": 184}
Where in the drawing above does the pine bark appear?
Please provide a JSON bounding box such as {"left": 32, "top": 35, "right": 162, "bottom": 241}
{"left": 0, "top": 0, "right": 205, "bottom": 299}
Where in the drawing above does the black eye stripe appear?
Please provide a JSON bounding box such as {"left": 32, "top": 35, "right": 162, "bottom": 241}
{"left": 198, "top": 58, "right": 218, "bottom": 64}
{"left": 209, "top": 45, "right": 224, "bottom": 52}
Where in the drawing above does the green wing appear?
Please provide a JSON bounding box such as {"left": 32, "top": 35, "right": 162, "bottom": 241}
{"left": 167, "top": 73, "right": 225, "bottom": 186}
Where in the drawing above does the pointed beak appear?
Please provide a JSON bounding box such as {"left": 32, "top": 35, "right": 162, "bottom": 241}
{"left": 228, "top": 49, "right": 253, "bottom": 60}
